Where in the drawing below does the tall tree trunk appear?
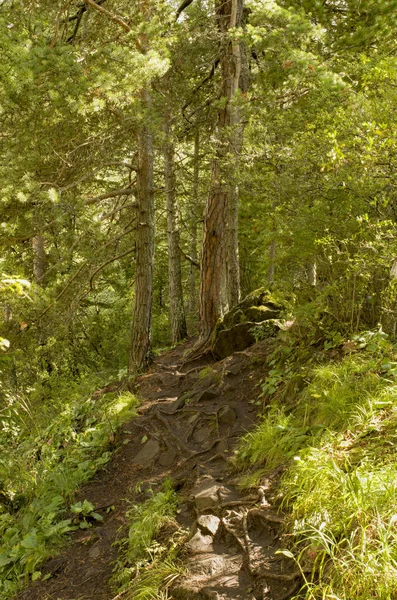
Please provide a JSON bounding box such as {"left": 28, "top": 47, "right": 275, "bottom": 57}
{"left": 198, "top": 0, "right": 244, "bottom": 344}
{"left": 32, "top": 234, "right": 47, "bottom": 285}
{"left": 188, "top": 129, "right": 200, "bottom": 316}
{"left": 129, "top": 89, "right": 155, "bottom": 372}
{"left": 164, "top": 120, "right": 187, "bottom": 343}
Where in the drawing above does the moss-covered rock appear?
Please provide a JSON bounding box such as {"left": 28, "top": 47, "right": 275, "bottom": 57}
{"left": 212, "top": 288, "right": 285, "bottom": 359}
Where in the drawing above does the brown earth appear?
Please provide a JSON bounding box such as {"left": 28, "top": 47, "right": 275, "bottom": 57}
{"left": 15, "top": 339, "right": 302, "bottom": 600}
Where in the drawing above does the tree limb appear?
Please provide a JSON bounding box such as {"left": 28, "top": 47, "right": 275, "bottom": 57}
{"left": 100, "top": 202, "right": 138, "bottom": 220}
{"left": 90, "top": 247, "right": 135, "bottom": 290}
{"left": 179, "top": 246, "right": 199, "bottom": 268}
{"left": 83, "top": 0, "right": 131, "bottom": 32}
{"left": 86, "top": 184, "right": 136, "bottom": 205}
{"left": 175, "top": 0, "right": 195, "bottom": 21}
{"left": 182, "top": 58, "right": 220, "bottom": 122}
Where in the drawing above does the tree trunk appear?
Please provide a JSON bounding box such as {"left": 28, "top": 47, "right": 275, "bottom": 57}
{"left": 308, "top": 260, "right": 317, "bottom": 286}
{"left": 188, "top": 129, "right": 200, "bottom": 316}
{"left": 268, "top": 238, "right": 276, "bottom": 284}
{"left": 164, "top": 120, "right": 187, "bottom": 343}
{"left": 129, "top": 89, "right": 155, "bottom": 372}
{"left": 32, "top": 234, "right": 47, "bottom": 284}
{"left": 198, "top": 0, "right": 244, "bottom": 344}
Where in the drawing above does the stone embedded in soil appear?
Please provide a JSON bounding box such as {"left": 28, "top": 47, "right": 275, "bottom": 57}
{"left": 215, "top": 439, "right": 229, "bottom": 453}
{"left": 158, "top": 450, "right": 178, "bottom": 467}
{"left": 88, "top": 544, "right": 101, "bottom": 559}
{"left": 218, "top": 405, "right": 237, "bottom": 425}
{"left": 186, "top": 531, "right": 214, "bottom": 553}
{"left": 192, "top": 476, "right": 220, "bottom": 510}
{"left": 193, "top": 426, "right": 212, "bottom": 443}
{"left": 132, "top": 439, "right": 160, "bottom": 466}
{"left": 197, "top": 387, "right": 218, "bottom": 402}
{"left": 225, "top": 357, "right": 248, "bottom": 376}
{"left": 213, "top": 322, "right": 257, "bottom": 360}
{"left": 197, "top": 514, "right": 220, "bottom": 536}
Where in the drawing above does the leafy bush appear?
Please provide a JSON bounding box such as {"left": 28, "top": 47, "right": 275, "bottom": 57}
{"left": 0, "top": 387, "right": 138, "bottom": 597}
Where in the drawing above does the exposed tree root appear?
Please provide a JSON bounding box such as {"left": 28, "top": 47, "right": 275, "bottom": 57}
{"left": 277, "top": 580, "right": 302, "bottom": 600}
{"left": 154, "top": 411, "right": 195, "bottom": 455}
{"left": 248, "top": 507, "right": 285, "bottom": 525}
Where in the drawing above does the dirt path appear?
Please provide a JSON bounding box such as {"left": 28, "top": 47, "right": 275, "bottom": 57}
{"left": 16, "top": 340, "right": 301, "bottom": 600}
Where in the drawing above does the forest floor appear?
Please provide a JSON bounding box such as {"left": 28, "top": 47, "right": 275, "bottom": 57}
{"left": 15, "top": 339, "right": 300, "bottom": 600}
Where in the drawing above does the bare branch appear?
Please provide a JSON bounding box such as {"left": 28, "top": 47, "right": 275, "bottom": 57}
{"left": 90, "top": 247, "right": 135, "bottom": 289}
{"left": 86, "top": 183, "right": 136, "bottom": 205}
{"left": 100, "top": 202, "right": 138, "bottom": 220}
{"left": 179, "top": 246, "right": 199, "bottom": 268}
{"left": 83, "top": 0, "right": 131, "bottom": 32}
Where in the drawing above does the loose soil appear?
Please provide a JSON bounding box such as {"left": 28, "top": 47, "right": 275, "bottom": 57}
{"left": 15, "top": 339, "right": 301, "bottom": 600}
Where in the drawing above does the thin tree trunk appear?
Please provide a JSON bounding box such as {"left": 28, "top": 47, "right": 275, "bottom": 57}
{"left": 164, "top": 120, "right": 187, "bottom": 343}
{"left": 32, "top": 234, "right": 47, "bottom": 284}
{"left": 268, "top": 239, "right": 276, "bottom": 284}
{"left": 188, "top": 129, "right": 200, "bottom": 316}
{"left": 308, "top": 260, "right": 317, "bottom": 286}
{"left": 129, "top": 88, "right": 155, "bottom": 372}
{"left": 198, "top": 0, "right": 244, "bottom": 344}
{"left": 224, "top": 0, "right": 242, "bottom": 309}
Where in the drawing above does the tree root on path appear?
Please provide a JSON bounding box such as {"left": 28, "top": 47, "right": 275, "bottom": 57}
{"left": 276, "top": 579, "right": 302, "bottom": 600}
{"left": 154, "top": 411, "right": 195, "bottom": 455}
{"left": 248, "top": 507, "right": 285, "bottom": 525}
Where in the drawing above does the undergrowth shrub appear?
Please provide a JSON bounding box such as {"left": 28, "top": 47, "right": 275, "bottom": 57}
{"left": 237, "top": 328, "right": 397, "bottom": 599}
{"left": 112, "top": 479, "right": 184, "bottom": 600}
{"left": 0, "top": 386, "right": 138, "bottom": 597}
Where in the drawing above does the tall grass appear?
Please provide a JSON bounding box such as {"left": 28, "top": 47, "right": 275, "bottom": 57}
{"left": 112, "top": 480, "right": 184, "bottom": 600}
{"left": 237, "top": 330, "right": 397, "bottom": 599}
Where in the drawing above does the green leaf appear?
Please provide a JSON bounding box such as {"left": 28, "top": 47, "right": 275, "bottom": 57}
{"left": 31, "top": 571, "right": 41, "bottom": 581}
{"left": 21, "top": 532, "right": 38, "bottom": 549}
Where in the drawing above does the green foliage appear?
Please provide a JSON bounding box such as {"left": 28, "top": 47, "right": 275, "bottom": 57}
{"left": 112, "top": 480, "right": 184, "bottom": 600}
{"left": 238, "top": 328, "right": 397, "bottom": 599}
{"left": 0, "top": 386, "right": 138, "bottom": 597}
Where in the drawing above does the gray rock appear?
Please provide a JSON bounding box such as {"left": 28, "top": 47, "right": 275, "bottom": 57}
{"left": 193, "top": 476, "right": 220, "bottom": 510}
{"left": 213, "top": 322, "right": 257, "bottom": 360}
{"left": 215, "top": 439, "right": 229, "bottom": 454}
{"left": 197, "top": 514, "right": 220, "bottom": 536}
{"left": 88, "top": 544, "right": 101, "bottom": 559}
{"left": 186, "top": 531, "right": 213, "bottom": 554}
{"left": 193, "top": 426, "right": 212, "bottom": 443}
{"left": 158, "top": 450, "right": 177, "bottom": 467}
{"left": 218, "top": 406, "right": 237, "bottom": 425}
{"left": 226, "top": 358, "right": 247, "bottom": 376}
{"left": 196, "top": 387, "right": 218, "bottom": 403}
{"left": 132, "top": 439, "right": 160, "bottom": 466}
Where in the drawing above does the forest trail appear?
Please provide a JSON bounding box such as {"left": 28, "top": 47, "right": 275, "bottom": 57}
{"left": 16, "top": 340, "right": 300, "bottom": 600}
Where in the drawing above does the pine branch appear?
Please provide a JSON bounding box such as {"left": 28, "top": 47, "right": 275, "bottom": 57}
{"left": 86, "top": 184, "right": 136, "bottom": 205}
{"left": 83, "top": 0, "right": 131, "bottom": 32}
{"left": 90, "top": 247, "right": 135, "bottom": 290}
